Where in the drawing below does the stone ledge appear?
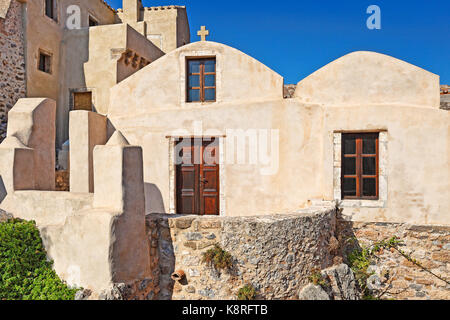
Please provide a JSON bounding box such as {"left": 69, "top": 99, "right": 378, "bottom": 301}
{"left": 146, "top": 206, "right": 335, "bottom": 225}
{"left": 351, "top": 221, "right": 450, "bottom": 233}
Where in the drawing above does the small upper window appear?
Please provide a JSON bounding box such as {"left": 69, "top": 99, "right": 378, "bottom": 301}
{"left": 187, "top": 58, "right": 216, "bottom": 102}
{"left": 89, "top": 16, "right": 99, "bottom": 27}
{"left": 45, "top": 0, "right": 57, "bottom": 21}
{"left": 341, "top": 133, "right": 379, "bottom": 200}
{"left": 38, "top": 51, "right": 52, "bottom": 74}
{"left": 73, "top": 91, "right": 93, "bottom": 111}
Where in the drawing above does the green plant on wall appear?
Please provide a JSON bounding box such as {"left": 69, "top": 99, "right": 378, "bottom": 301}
{"left": 237, "top": 284, "right": 257, "bottom": 300}
{"left": 347, "top": 236, "right": 450, "bottom": 300}
{"left": 202, "top": 244, "right": 233, "bottom": 271}
{"left": 308, "top": 268, "right": 329, "bottom": 289}
{"left": 0, "top": 218, "right": 78, "bottom": 300}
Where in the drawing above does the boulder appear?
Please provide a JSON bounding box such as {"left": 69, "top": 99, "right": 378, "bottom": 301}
{"left": 298, "top": 284, "right": 330, "bottom": 300}
{"left": 74, "top": 289, "right": 92, "bottom": 300}
{"left": 321, "top": 264, "right": 360, "bottom": 300}
{"left": 0, "top": 208, "right": 13, "bottom": 223}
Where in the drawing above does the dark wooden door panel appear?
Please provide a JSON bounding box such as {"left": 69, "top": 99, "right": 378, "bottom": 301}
{"left": 176, "top": 138, "right": 220, "bottom": 215}
{"left": 202, "top": 195, "right": 219, "bottom": 216}
{"left": 176, "top": 143, "right": 199, "bottom": 214}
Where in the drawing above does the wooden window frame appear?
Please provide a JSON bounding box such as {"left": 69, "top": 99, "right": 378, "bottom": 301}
{"left": 38, "top": 50, "right": 52, "bottom": 74}
{"left": 44, "top": 0, "right": 57, "bottom": 22}
{"left": 186, "top": 57, "right": 216, "bottom": 103}
{"left": 72, "top": 91, "right": 93, "bottom": 111}
{"left": 88, "top": 14, "right": 99, "bottom": 27}
{"left": 341, "top": 133, "right": 379, "bottom": 200}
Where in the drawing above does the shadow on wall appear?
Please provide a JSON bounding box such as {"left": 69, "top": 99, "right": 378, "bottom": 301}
{"left": 0, "top": 176, "right": 6, "bottom": 203}
{"left": 335, "top": 211, "right": 361, "bottom": 264}
{"left": 144, "top": 214, "right": 175, "bottom": 300}
{"left": 145, "top": 183, "right": 165, "bottom": 214}
{"left": 157, "top": 219, "right": 175, "bottom": 300}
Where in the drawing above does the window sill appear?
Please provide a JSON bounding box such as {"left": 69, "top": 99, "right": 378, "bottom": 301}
{"left": 37, "top": 69, "right": 53, "bottom": 76}
{"left": 43, "top": 15, "right": 59, "bottom": 26}
{"left": 184, "top": 101, "right": 217, "bottom": 107}
{"left": 339, "top": 199, "right": 386, "bottom": 208}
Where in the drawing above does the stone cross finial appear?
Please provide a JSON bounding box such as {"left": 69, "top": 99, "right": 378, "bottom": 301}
{"left": 197, "top": 26, "right": 210, "bottom": 41}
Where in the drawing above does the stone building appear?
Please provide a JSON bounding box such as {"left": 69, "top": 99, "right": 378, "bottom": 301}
{"left": 0, "top": 0, "right": 189, "bottom": 146}
{"left": 0, "top": 0, "right": 26, "bottom": 142}
{"left": 0, "top": 0, "right": 448, "bottom": 300}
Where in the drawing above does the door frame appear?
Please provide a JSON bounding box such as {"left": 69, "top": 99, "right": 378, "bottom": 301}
{"left": 168, "top": 136, "right": 226, "bottom": 216}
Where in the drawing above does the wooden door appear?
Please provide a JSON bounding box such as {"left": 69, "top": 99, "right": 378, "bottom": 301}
{"left": 73, "top": 92, "right": 93, "bottom": 111}
{"left": 176, "top": 138, "right": 219, "bottom": 215}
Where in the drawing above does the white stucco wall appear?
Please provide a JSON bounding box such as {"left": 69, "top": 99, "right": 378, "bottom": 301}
{"left": 295, "top": 51, "right": 440, "bottom": 108}
{"left": 108, "top": 46, "right": 450, "bottom": 224}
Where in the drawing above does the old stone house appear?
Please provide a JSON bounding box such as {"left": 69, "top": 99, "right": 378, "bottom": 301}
{"left": 0, "top": 0, "right": 189, "bottom": 146}
{"left": 0, "top": 0, "right": 448, "bottom": 300}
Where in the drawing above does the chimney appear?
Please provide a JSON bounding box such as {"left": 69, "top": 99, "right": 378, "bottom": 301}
{"left": 122, "top": 0, "right": 142, "bottom": 22}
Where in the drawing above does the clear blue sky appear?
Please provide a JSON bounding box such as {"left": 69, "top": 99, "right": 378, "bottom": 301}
{"left": 107, "top": 0, "right": 450, "bottom": 84}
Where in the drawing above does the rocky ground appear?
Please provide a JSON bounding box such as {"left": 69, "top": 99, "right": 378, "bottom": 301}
{"left": 298, "top": 264, "right": 360, "bottom": 300}
{"left": 0, "top": 208, "right": 13, "bottom": 223}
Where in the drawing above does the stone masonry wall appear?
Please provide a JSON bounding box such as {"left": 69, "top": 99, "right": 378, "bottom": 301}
{"left": 146, "top": 208, "right": 338, "bottom": 300}
{"left": 441, "top": 85, "right": 449, "bottom": 111}
{"left": 283, "top": 84, "right": 296, "bottom": 98}
{"left": 0, "top": 0, "right": 26, "bottom": 142}
{"left": 338, "top": 219, "right": 450, "bottom": 300}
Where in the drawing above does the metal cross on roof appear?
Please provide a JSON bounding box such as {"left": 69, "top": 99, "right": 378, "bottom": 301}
{"left": 197, "top": 26, "right": 210, "bottom": 41}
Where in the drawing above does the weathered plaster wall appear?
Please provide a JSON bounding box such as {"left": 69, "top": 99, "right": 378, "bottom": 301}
{"left": 1, "top": 130, "right": 152, "bottom": 297}
{"left": 0, "top": 0, "right": 25, "bottom": 143}
{"left": 69, "top": 111, "right": 107, "bottom": 193}
{"left": 0, "top": 98, "right": 56, "bottom": 200}
{"left": 25, "top": 0, "right": 117, "bottom": 105}
{"left": 141, "top": 6, "right": 189, "bottom": 52}
{"left": 57, "top": 23, "right": 163, "bottom": 145}
{"left": 60, "top": 0, "right": 116, "bottom": 28}
{"left": 116, "top": 5, "right": 190, "bottom": 53}
{"left": 295, "top": 51, "right": 440, "bottom": 108}
{"left": 83, "top": 24, "right": 163, "bottom": 114}
{"left": 0, "top": 190, "right": 93, "bottom": 225}
{"left": 109, "top": 99, "right": 323, "bottom": 218}
{"left": 109, "top": 41, "right": 284, "bottom": 116}
{"left": 108, "top": 44, "right": 448, "bottom": 225}
{"left": 338, "top": 219, "right": 450, "bottom": 300}
{"left": 4, "top": 0, "right": 186, "bottom": 147}
{"left": 145, "top": 207, "right": 337, "bottom": 300}
{"left": 0, "top": 0, "right": 12, "bottom": 19}
{"left": 24, "top": 0, "right": 62, "bottom": 103}
{"left": 322, "top": 105, "right": 449, "bottom": 225}
{"left": 7, "top": 98, "right": 55, "bottom": 190}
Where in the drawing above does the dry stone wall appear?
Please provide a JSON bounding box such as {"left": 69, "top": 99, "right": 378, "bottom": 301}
{"left": 441, "top": 85, "right": 449, "bottom": 111}
{"left": 283, "top": 84, "right": 297, "bottom": 98}
{"left": 145, "top": 208, "right": 338, "bottom": 300}
{"left": 338, "top": 220, "right": 450, "bottom": 300}
{"left": 0, "top": 0, "right": 25, "bottom": 143}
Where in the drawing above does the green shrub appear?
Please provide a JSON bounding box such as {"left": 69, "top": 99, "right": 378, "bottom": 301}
{"left": 0, "top": 218, "right": 78, "bottom": 300}
{"left": 308, "top": 268, "right": 329, "bottom": 288}
{"left": 237, "top": 284, "right": 256, "bottom": 300}
{"left": 202, "top": 244, "right": 233, "bottom": 271}
{"left": 347, "top": 237, "right": 404, "bottom": 300}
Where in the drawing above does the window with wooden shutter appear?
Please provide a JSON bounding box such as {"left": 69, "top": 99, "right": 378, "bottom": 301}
{"left": 187, "top": 58, "right": 216, "bottom": 103}
{"left": 341, "top": 133, "right": 379, "bottom": 200}
{"left": 38, "top": 51, "right": 52, "bottom": 74}
{"left": 45, "top": 0, "right": 57, "bottom": 21}
{"left": 73, "top": 92, "right": 93, "bottom": 111}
